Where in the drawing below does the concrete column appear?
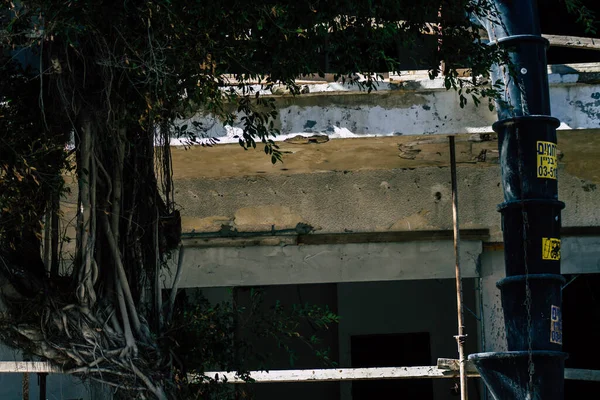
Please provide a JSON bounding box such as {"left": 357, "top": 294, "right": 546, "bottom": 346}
{"left": 478, "top": 249, "right": 507, "bottom": 352}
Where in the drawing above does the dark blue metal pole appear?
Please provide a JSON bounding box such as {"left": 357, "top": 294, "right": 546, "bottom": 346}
{"left": 469, "top": 1, "right": 567, "bottom": 399}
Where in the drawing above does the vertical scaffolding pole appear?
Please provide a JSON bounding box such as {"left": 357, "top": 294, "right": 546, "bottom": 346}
{"left": 22, "top": 372, "right": 29, "bottom": 400}
{"left": 449, "top": 136, "right": 468, "bottom": 400}
{"left": 22, "top": 353, "right": 30, "bottom": 400}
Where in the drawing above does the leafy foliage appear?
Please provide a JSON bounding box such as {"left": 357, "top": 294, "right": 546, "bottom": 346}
{"left": 563, "top": 0, "right": 597, "bottom": 34}
{"left": 174, "top": 289, "right": 338, "bottom": 369}
{"left": 0, "top": 51, "right": 71, "bottom": 295}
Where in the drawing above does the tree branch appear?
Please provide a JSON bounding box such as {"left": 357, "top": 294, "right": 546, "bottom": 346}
{"left": 165, "top": 246, "right": 185, "bottom": 325}
{"left": 101, "top": 213, "right": 143, "bottom": 340}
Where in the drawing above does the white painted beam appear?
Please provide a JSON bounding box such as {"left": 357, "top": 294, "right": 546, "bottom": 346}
{"left": 544, "top": 35, "right": 600, "bottom": 51}
{"left": 197, "top": 365, "right": 600, "bottom": 383}
{"left": 196, "top": 366, "right": 477, "bottom": 383}
{"left": 0, "top": 362, "right": 595, "bottom": 383}
{"left": 166, "top": 240, "right": 483, "bottom": 288}
{"left": 0, "top": 362, "right": 61, "bottom": 373}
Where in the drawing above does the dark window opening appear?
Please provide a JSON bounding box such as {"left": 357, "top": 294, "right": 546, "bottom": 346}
{"left": 562, "top": 274, "right": 600, "bottom": 396}
{"left": 351, "top": 332, "right": 435, "bottom": 400}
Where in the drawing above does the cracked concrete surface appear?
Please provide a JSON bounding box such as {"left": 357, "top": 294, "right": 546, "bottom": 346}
{"left": 173, "top": 131, "right": 600, "bottom": 241}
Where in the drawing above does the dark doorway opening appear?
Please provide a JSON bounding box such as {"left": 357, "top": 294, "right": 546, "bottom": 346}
{"left": 351, "top": 332, "right": 435, "bottom": 400}
{"left": 562, "top": 274, "right": 600, "bottom": 396}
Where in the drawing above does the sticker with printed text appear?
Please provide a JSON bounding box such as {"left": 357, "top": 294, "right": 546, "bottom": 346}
{"left": 537, "top": 141, "right": 558, "bottom": 180}
{"left": 542, "top": 237, "right": 561, "bottom": 261}
{"left": 550, "top": 305, "right": 562, "bottom": 345}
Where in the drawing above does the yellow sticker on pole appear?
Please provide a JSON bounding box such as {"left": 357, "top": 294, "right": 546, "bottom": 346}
{"left": 542, "top": 237, "right": 561, "bottom": 260}
{"left": 537, "top": 141, "right": 557, "bottom": 179}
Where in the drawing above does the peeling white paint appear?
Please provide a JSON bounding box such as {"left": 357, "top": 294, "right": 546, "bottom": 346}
{"left": 551, "top": 86, "right": 600, "bottom": 129}
{"left": 171, "top": 64, "right": 600, "bottom": 146}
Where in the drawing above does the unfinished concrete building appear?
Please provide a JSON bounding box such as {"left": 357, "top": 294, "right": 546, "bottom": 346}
{"left": 2, "top": 3, "right": 600, "bottom": 400}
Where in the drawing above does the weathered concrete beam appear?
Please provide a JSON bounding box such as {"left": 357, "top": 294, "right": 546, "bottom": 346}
{"left": 561, "top": 236, "right": 600, "bottom": 274}
{"left": 173, "top": 141, "right": 600, "bottom": 241}
{"left": 182, "top": 229, "right": 490, "bottom": 248}
{"left": 165, "top": 235, "right": 599, "bottom": 289}
{"left": 544, "top": 35, "right": 600, "bottom": 51}
{"left": 164, "top": 240, "right": 483, "bottom": 288}
{"left": 481, "top": 235, "right": 600, "bottom": 276}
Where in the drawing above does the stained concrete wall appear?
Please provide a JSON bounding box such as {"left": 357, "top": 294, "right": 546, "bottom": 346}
{"left": 174, "top": 154, "right": 600, "bottom": 242}
{"left": 175, "top": 164, "right": 504, "bottom": 237}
